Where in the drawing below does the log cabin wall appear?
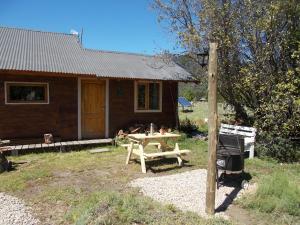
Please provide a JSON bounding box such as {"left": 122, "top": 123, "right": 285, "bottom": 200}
{"left": 0, "top": 72, "right": 179, "bottom": 142}
{"left": 0, "top": 73, "right": 78, "bottom": 141}
{"left": 109, "top": 79, "right": 178, "bottom": 136}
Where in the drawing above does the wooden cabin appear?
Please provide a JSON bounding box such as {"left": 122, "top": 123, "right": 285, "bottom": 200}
{"left": 0, "top": 27, "right": 191, "bottom": 143}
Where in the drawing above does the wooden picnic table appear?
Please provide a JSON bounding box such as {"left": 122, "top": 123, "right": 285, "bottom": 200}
{"left": 125, "top": 132, "right": 190, "bottom": 173}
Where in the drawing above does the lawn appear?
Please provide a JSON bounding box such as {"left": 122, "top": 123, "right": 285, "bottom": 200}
{"left": 1, "top": 139, "right": 230, "bottom": 225}
{"left": 179, "top": 102, "right": 300, "bottom": 225}
{"left": 179, "top": 102, "right": 228, "bottom": 122}
{"left": 0, "top": 103, "right": 299, "bottom": 225}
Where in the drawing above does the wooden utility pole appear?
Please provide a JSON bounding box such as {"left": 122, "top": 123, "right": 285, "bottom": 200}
{"left": 205, "top": 42, "right": 218, "bottom": 215}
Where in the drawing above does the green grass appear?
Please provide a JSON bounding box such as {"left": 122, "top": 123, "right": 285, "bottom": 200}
{"left": 179, "top": 102, "right": 227, "bottom": 120}
{"left": 65, "top": 191, "right": 230, "bottom": 225}
{"left": 1, "top": 141, "right": 224, "bottom": 225}
{"left": 179, "top": 102, "right": 229, "bottom": 132}
{"left": 240, "top": 159, "right": 300, "bottom": 214}
{"left": 179, "top": 103, "right": 300, "bottom": 224}
{"left": 1, "top": 110, "right": 299, "bottom": 225}
{"left": 253, "top": 172, "right": 299, "bottom": 215}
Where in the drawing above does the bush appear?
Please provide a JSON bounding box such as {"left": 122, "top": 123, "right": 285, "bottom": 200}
{"left": 256, "top": 132, "right": 300, "bottom": 162}
{"left": 179, "top": 118, "right": 198, "bottom": 133}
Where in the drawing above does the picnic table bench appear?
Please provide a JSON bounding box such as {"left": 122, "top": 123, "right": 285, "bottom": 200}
{"left": 125, "top": 133, "right": 190, "bottom": 173}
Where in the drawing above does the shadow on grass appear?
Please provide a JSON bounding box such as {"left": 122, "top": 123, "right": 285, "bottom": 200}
{"left": 132, "top": 158, "right": 194, "bottom": 173}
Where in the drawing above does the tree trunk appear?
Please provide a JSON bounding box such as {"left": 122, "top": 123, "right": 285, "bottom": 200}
{"left": 234, "top": 103, "right": 250, "bottom": 125}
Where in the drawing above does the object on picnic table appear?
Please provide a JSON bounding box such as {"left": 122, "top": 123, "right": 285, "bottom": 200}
{"left": 159, "top": 126, "right": 167, "bottom": 135}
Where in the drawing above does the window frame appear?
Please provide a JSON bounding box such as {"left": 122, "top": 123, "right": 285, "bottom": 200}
{"left": 134, "top": 80, "right": 162, "bottom": 113}
{"left": 4, "top": 81, "right": 50, "bottom": 105}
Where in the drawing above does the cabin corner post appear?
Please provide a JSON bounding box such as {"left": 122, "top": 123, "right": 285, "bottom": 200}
{"left": 77, "top": 77, "right": 82, "bottom": 140}
{"left": 105, "top": 79, "right": 110, "bottom": 138}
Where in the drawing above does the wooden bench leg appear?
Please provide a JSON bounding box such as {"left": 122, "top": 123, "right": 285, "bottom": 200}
{"left": 126, "top": 142, "right": 134, "bottom": 165}
{"left": 157, "top": 143, "right": 162, "bottom": 151}
{"left": 249, "top": 144, "right": 254, "bottom": 159}
{"left": 175, "top": 143, "right": 183, "bottom": 166}
{"left": 139, "top": 144, "right": 146, "bottom": 173}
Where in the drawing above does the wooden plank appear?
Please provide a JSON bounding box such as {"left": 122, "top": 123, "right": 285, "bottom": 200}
{"left": 121, "top": 142, "right": 160, "bottom": 148}
{"left": 89, "top": 148, "right": 110, "bottom": 153}
{"left": 0, "top": 147, "right": 13, "bottom": 152}
{"left": 64, "top": 141, "right": 74, "bottom": 146}
{"left": 42, "top": 143, "right": 49, "bottom": 148}
{"left": 14, "top": 145, "right": 23, "bottom": 150}
{"left": 125, "top": 142, "right": 134, "bottom": 164}
{"left": 128, "top": 133, "right": 180, "bottom": 140}
{"left": 22, "top": 145, "right": 29, "bottom": 150}
{"left": 79, "top": 140, "right": 89, "bottom": 145}
{"left": 0, "top": 138, "right": 114, "bottom": 154}
{"left": 35, "top": 143, "right": 42, "bottom": 149}
{"left": 73, "top": 141, "right": 81, "bottom": 146}
{"left": 54, "top": 142, "right": 62, "bottom": 148}
{"left": 7, "top": 146, "right": 15, "bottom": 150}
{"left": 61, "top": 142, "right": 68, "bottom": 146}
{"left": 0, "top": 140, "right": 10, "bottom": 145}
{"left": 47, "top": 143, "right": 55, "bottom": 147}
{"left": 144, "top": 150, "right": 190, "bottom": 158}
{"left": 28, "top": 144, "right": 36, "bottom": 149}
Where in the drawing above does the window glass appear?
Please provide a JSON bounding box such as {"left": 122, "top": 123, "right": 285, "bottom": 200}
{"left": 149, "top": 83, "right": 159, "bottom": 110}
{"left": 136, "top": 82, "right": 161, "bottom": 111}
{"left": 7, "top": 83, "right": 48, "bottom": 103}
{"left": 137, "top": 84, "right": 146, "bottom": 109}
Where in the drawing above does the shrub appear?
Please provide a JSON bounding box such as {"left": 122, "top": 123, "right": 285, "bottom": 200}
{"left": 256, "top": 132, "right": 300, "bottom": 162}
{"left": 179, "top": 118, "right": 198, "bottom": 134}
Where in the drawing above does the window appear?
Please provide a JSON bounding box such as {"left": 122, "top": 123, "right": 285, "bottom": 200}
{"left": 5, "top": 82, "right": 49, "bottom": 104}
{"left": 134, "top": 81, "right": 162, "bottom": 112}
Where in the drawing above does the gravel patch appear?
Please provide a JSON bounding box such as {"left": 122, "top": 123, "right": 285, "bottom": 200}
{"left": 0, "top": 193, "right": 39, "bottom": 225}
{"left": 130, "top": 169, "right": 240, "bottom": 217}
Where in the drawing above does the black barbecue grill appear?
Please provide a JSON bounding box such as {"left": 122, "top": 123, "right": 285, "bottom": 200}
{"left": 216, "top": 134, "right": 247, "bottom": 188}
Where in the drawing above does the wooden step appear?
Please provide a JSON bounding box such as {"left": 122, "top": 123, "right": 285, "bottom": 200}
{"left": 2, "top": 138, "right": 114, "bottom": 155}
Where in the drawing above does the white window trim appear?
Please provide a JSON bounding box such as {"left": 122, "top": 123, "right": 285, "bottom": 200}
{"left": 4, "top": 81, "right": 50, "bottom": 105}
{"left": 134, "top": 81, "right": 162, "bottom": 113}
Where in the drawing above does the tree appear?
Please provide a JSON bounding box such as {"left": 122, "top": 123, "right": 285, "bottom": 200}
{"left": 152, "top": 0, "right": 300, "bottom": 161}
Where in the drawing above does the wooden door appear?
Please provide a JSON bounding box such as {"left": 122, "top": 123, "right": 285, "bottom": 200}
{"left": 81, "top": 80, "right": 105, "bottom": 139}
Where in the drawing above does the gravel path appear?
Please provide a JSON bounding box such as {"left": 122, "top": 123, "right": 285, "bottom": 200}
{"left": 0, "top": 193, "right": 39, "bottom": 225}
{"left": 130, "top": 169, "right": 239, "bottom": 217}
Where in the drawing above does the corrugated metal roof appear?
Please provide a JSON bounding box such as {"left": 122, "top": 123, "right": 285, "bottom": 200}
{"left": 0, "top": 27, "right": 192, "bottom": 81}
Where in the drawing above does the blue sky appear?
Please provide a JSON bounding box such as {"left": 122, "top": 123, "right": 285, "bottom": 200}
{"left": 0, "top": 0, "right": 179, "bottom": 55}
